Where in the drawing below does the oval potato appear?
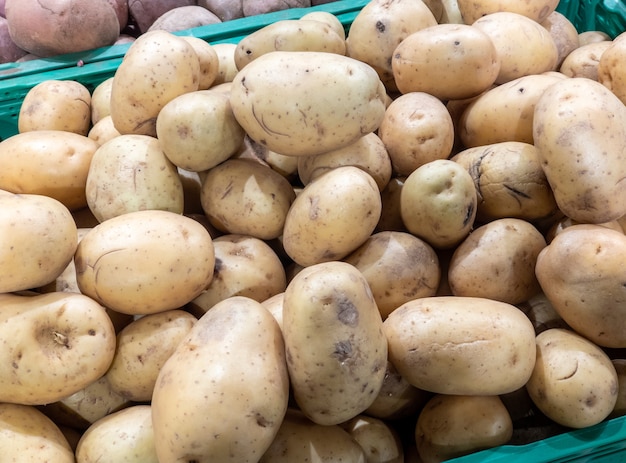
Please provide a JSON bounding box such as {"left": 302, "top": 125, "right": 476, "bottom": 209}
{"left": 456, "top": 0, "right": 559, "bottom": 24}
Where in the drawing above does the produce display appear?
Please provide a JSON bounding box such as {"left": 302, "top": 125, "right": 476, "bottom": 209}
{"left": 1, "top": 0, "right": 626, "bottom": 462}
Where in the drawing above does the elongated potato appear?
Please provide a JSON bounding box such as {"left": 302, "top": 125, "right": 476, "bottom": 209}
{"left": 152, "top": 296, "right": 289, "bottom": 463}
{"left": 0, "top": 292, "right": 116, "bottom": 405}
{"left": 383, "top": 296, "right": 536, "bottom": 395}
{"left": 230, "top": 51, "right": 387, "bottom": 157}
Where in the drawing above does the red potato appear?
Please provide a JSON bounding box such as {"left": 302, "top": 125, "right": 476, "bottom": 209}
{"left": 106, "top": 0, "right": 129, "bottom": 32}
{"left": 128, "top": 0, "right": 195, "bottom": 33}
{"left": 242, "top": 0, "right": 311, "bottom": 17}
{"left": 0, "top": 16, "right": 26, "bottom": 63}
{"left": 4, "top": 0, "right": 120, "bottom": 57}
{"left": 198, "top": 0, "right": 244, "bottom": 22}
{"left": 147, "top": 5, "right": 221, "bottom": 33}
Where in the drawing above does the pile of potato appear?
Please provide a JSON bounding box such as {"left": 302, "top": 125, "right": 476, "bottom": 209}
{"left": 2, "top": 0, "right": 626, "bottom": 461}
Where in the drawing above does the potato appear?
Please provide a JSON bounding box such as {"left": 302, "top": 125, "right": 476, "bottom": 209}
{"left": 147, "top": 5, "right": 221, "bottom": 33}
{"left": 0, "top": 403, "right": 74, "bottom": 462}
{"left": 344, "top": 231, "right": 440, "bottom": 320}
{"left": 535, "top": 224, "right": 626, "bottom": 348}
{"left": 91, "top": 77, "right": 114, "bottom": 125}
{"left": 88, "top": 115, "right": 121, "bottom": 146}
{"left": 75, "top": 210, "right": 215, "bottom": 315}
{"left": 545, "top": 215, "right": 624, "bottom": 243}
{"left": 400, "top": 159, "right": 477, "bottom": 250}
{"left": 242, "top": 0, "right": 310, "bottom": 17}
{"left": 533, "top": 77, "right": 626, "bottom": 223}
{"left": 300, "top": 11, "right": 346, "bottom": 40}
{"left": 261, "top": 292, "right": 284, "bottom": 330}
{"left": 198, "top": 0, "right": 243, "bottom": 22}
{"left": 391, "top": 24, "right": 500, "bottom": 100}
{"left": 229, "top": 51, "right": 387, "bottom": 157}
{"left": 345, "top": 0, "right": 437, "bottom": 87}
{"left": 188, "top": 234, "right": 287, "bottom": 316}
{"left": 458, "top": 73, "right": 565, "bottom": 147}
{"left": 471, "top": 12, "right": 558, "bottom": 84}
{"left": 18, "top": 80, "right": 91, "bottom": 135}
{"left": 598, "top": 32, "right": 626, "bottom": 105}
{"left": 448, "top": 218, "right": 546, "bottom": 304}
{"left": 234, "top": 19, "right": 346, "bottom": 70}
{"left": 415, "top": 395, "right": 513, "bottom": 463}
{"left": 127, "top": 0, "right": 195, "bottom": 33}
{"left": 540, "top": 10, "right": 580, "bottom": 68}
{"left": 283, "top": 261, "right": 387, "bottom": 425}
{"left": 297, "top": 132, "right": 392, "bottom": 191}
{"left": 259, "top": 408, "right": 366, "bottom": 463}
{"left": 341, "top": 415, "right": 404, "bottom": 463}
{"left": 0, "top": 192, "right": 77, "bottom": 292}
{"left": 526, "top": 328, "right": 618, "bottom": 428}
{"left": 559, "top": 40, "right": 612, "bottom": 81}
{"left": 456, "top": 0, "right": 559, "bottom": 24}
{"left": 85, "top": 134, "right": 184, "bottom": 222}
{"left": 282, "top": 166, "right": 382, "bottom": 267}
{"left": 105, "top": 310, "right": 197, "bottom": 402}
{"left": 75, "top": 405, "right": 158, "bottom": 463}
{"left": 578, "top": 30, "right": 611, "bottom": 46}
{"left": 611, "top": 359, "right": 626, "bottom": 418}
{"left": 376, "top": 176, "right": 406, "bottom": 233}
{"left": 211, "top": 42, "right": 239, "bottom": 85}
{"left": 37, "top": 375, "right": 131, "bottom": 432}
{"left": 378, "top": 92, "right": 455, "bottom": 176}
{"left": 152, "top": 296, "right": 289, "bottom": 462}
{"left": 156, "top": 90, "right": 245, "bottom": 172}
{"left": 110, "top": 30, "right": 200, "bottom": 137}
{"left": 180, "top": 36, "right": 220, "bottom": 90}
{"left": 0, "top": 291, "right": 116, "bottom": 405}
{"left": 0, "top": 130, "right": 99, "bottom": 211}
{"left": 5, "top": 0, "right": 119, "bottom": 57}
{"left": 0, "top": 16, "right": 27, "bottom": 63}
{"left": 383, "top": 296, "right": 537, "bottom": 395}
{"left": 452, "top": 142, "right": 558, "bottom": 222}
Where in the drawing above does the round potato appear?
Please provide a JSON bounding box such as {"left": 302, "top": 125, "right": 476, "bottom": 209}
{"left": 578, "top": 30, "right": 611, "bottom": 45}
{"left": 229, "top": 51, "right": 387, "bottom": 157}
{"left": 180, "top": 36, "right": 220, "bottom": 90}
{"left": 211, "top": 42, "right": 239, "bottom": 85}
{"left": 452, "top": 142, "right": 558, "bottom": 222}
{"left": 535, "top": 224, "right": 626, "bottom": 348}
{"left": 88, "top": 116, "right": 122, "bottom": 146}
{"left": 378, "top": 92, "right": 455, "bottom": 176}
{"left": 90, "top": 77, "right": 114, "bottom": 125}
{"left": 0, "top": 192, "right": 77, "bottom": 293}
{"left": 300, "top": 11, "right": 346, "bottom": 40}
{"left": 598, "top": 32, "right": 626, "bottom": 105}
{"left": 282, "top": 166, "right": 382, "bottom": 267}
{"left": 533, "top": 77, "right": 626, "bottom": 223}
{"left": 540, "top": 10, "right": 580, "bottom": 68}
{"left": 283, "top": 261, "right": 388, "bottom": 425}
{"left": 200, "top": 158, "right": 296, "bottom": 240}
{"left": 472, "top": 12, "right": 558, "bottom": 84}
{"left": 392, "top": 24, "right": 500, "bottom": 100}
{"left": 526, "top": 328, "right": 618, "bottom": 428}
{"left": 18, "top": 80, "right": 91, "bottom": 135}
{"left": 85, "top": 134, "right": 184, "bottom": 222}
{"left": 156, "top": 90, "right": 245, "bottom": 172}
{"left": 400, "top": 159, "right": 477, "bottom": 250}
{"left": 456, "top": 0, "right": 559, "bottom": 24}
{"left": 383, "top": 296, "right": 537, "bottom": 395}
{"left": 447, "top": 218, "right": 546, "bottom": 304}
{"left": 75, "top": 210, "right": 215, "bottom": 315}
{"left": 0, "top": 130, "right": 99, "bottom": 211}
{"left": 146, "top": 5, "right": 221, "bottom": 33}
{"left": 559, "top": 40, "right": 612, "bottom": 81}
{"left": 344, "top": 231, "right": 440, "bottom": 320}
{"left": 341, "top": 415, "right": 404, "bottom": 463}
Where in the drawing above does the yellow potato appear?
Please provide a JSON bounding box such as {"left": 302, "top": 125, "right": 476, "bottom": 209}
{"left": 559, "top": 40, "right": 612, "bottom": 81}
{"left": 392, "top": 24, "right": 500, "bottom": 100}
{"left": 598, "top": 32, "right": 626, "bottom": 105}
{"left": 180, "top": 36, "right": 220, "bottom": 90}
{"left": 283, "top": 261, "right": 387, "bottom": 425}
{"left": 533, "top": 77, "right": 626, "bottom": 223}
{"left": 105, "top": 310, "right": 197, "bottom": 402}
{"left": 341, "top": 415, "right": 404, "bottom": 463}
{"left": 282, "top": 166, "right": 382, "bottom": 267}
{"left": 540, "top": 10, "right": 580, "bottom": 68}
{"left": 472, "top": 12, "right": 558, "bottom": 84}
{"left": 18, "top": 79, "right": 91, "bottom": 135}
{"left": 378, "top": 92, "right": 455, "bottom": 176}
{"left": 526, "top": 328, "right": 618, "bottom": 428}
{"left": 211, "top": 42, "right": 238, "bottom": 85}
{"left": 75, "top": 210, "right": 215, "bottom": 315}
{"left": 90, "top": 77, "right": 114, "bottom": 125}
{"left": 0, "top": 130, "right": 99, "bottom": 210}
{"left": 75, "top": 405, "right": 158, "bottom": 463}
{"left": 152, "top": 296, "right": 289, "bottom": 462}
{"left": 383, "top": 296, "right": 537, "bottom": 395}
{"left": 0, "top": 192, "right": 77, "bottom": 293}
{"left": 85, "top": 134, "right": 184, "bottom": 222}
{"left": 229, "top": 51, "right": 387, "bottom": 157}
{"left": 156, "top": 90, "right": 245, "bottom": 172}
{"left": 0, "top": 292, "right": 116, "bottom": 405}
{"left": 110, "top": 30, "right": 200, "bottom": 136}
{"left": 456, "top": 0, "right": 559, "bottom": 24}
{"left": 88, "top": 115, "right": 122, "bottom": 146}
{"left": 234, "top": 19, "right": 346, "bottom": 69}
{"left": 300, "top": 11, "right": 346, "bottom": 40}
{"left": 0, "top": 403, "right": 74, "bottom": 462}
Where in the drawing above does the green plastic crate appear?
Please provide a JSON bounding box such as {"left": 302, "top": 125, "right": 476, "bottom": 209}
{"left": 0, "top": 0, "right": 369, "bottom": 140}
{"left": 556, "top": 0, "right": 626, "bottom": 38}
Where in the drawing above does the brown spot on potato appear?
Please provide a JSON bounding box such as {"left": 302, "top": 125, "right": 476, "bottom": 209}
{"left": 336, "top": 297, "right": 359, "bottom": 326}
{"left": 333, "top": 340, "right": 353, "bottom": 363}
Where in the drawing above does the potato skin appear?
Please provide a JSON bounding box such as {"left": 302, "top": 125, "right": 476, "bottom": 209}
{"left": 0, "top": 292, "right": 116, "bottom": 405}
{"left": 0, "top": 192, "right": 77, "bottom": 293}
{"left": 383, "top": 296, "right": 536, "bottom": 395}
{"left": 283, "top": 261, "right": 388, "bottom": 425}
{"left": 535, "top": 224, "right": 626, "bottom": 348}
{"left": 533, "top": 77, "right": 626, "bottom": 223}
{"left": 456, "top": 0, "right": 559, "bottom": 24}
{"left": 152, "top": 296, "right": 289, "bottom": 463}
{"left": 526, "top": 328, "right": 618, "bottom": 428}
